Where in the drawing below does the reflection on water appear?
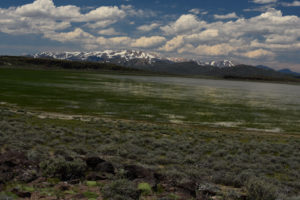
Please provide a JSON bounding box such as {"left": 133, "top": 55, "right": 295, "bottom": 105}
{"left": 94, "top": 74, "right": 300, "bottom": 110}
{"left": 81, "top": 74, "right": 299, "bottom": 132}
{"left": 21, "top": 72, "right": 299, "bottom": 132}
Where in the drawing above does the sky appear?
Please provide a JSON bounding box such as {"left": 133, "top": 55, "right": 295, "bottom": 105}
{"left": 0, "top": 0, "right": 300, "bottom": 71}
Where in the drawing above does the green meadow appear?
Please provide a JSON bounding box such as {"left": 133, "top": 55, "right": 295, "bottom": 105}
{"left": 0, "top": 68, "right": 299, "bottom": 133}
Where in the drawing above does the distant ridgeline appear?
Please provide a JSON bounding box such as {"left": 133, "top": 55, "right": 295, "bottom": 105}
{"left": 0, "top": 55, "right": 299, "bottom": 82}
{"left": 0, "top": 56, "right": 140, "bottom": 72}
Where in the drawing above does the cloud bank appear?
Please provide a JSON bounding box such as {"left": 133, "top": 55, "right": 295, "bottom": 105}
{"left": 0, "top": 0, "right": 300, "bottom": 69}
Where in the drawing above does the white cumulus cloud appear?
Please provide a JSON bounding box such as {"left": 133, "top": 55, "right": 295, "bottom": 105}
{"left": 83, "top": 6, "right": 126, "bottom": 22}
{"left": 159, "top": 8, "right": 300, "bottom": 62}
{"left": 98, "top": 28, "right": 122, "bottom": 35}
{"left": 0, "top": 0, "right": 300, "bottom": 68}
{"left": 188, "top": 8, "right": 201, "bottom": 15}
{"left": 137, "top": 23, "right": 160, "bottom": 32}
{"left": 214, "top": 12, "right": 238, "bottom": 19}
{"left": 0, "top": 0, "right": 138, "bottom": 36}
{"left": 281, "top": 1, "right": 300, "bottom": 7}
{"left": 159, "top": 36, "right": 184, "bottom": 52}
{"left": 252, "top": 0, "right": 277, "bottom": 4}
{"left": 238, "top": 49, "right": 275, "bottom": 58}
{"left": 160, "top": 14, "right": 206, "bottom": 35}
{"left": 132, "top": 36, "right": 166, "bottom": 48}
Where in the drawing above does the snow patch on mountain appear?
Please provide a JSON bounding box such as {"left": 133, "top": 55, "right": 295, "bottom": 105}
{"left": 34, "top": 50, "right": 163, "bottom": 64}
{"left": 33, "top": 50, "right": 237, "bottom": 68}
{"left": 205, "top": 60, "right": 236, "bottom": 67}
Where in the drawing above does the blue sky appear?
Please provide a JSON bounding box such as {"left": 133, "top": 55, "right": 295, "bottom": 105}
{"left": 0, "top": 0, "right": 300, "bottom": 71}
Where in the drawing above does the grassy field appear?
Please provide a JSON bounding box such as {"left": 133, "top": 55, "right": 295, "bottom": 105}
{"left": 0, "top": 68, "right": 299, "bottom": 133}
{"left": 0, "top": 67, "right": 300, "bottom": 199}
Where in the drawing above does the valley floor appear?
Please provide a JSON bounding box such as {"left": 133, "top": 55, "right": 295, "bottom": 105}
{"left": 0, "top": 67, "right": 300, "bottom": 199}
{"left": 1, "top": 105, "right": 300, "bottom": 200}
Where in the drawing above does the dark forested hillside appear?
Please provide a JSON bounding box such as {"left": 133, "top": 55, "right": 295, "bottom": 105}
{"left": 0, "top": 56, "right": 141, "bottom": 72}
{"left": 1, "top": 56, "right": 299, "bottom": 82}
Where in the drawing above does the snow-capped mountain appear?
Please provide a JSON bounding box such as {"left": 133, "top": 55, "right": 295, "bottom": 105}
{"left": 205, "top": 60, "right": 236, "bottom": 67}
{"left": 32, "top": 50, "right": 236, "bottom": 68}
{"left": 194, "top": 60, "right": 236, "bottom": 68}
{"left": 29, "top": 51, "right": 296, "bottom": 79}
{"left": 166, "top": 57, "right": 190, "bottom": 63}
{"left": 33, "top": 50, "right": 165, "bottom": 65}
{"left": 193, "top": 60, "right": 235, "bottom": 67}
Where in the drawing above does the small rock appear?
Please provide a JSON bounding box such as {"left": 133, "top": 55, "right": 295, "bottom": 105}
{"left": 86, "top": 157, "right": 105, "bottom": 169}
{"left": 124, "top": 165, "right": 154, "bottom": 180}
{"left": 0, "top": 151, "right": 38, "bottom": 184}
{"left": 57, "top": 182, "right": 70, "bottom": 191}
{"left": 72, "top": 193, "right": 86, "bottom": 199}
{"left": 178, "top": 181, "right": 197, "bottom": 197}
{"left": 0, "top": 194, "right": 13, "bottom": 200}
{"left": 154, "top": 172, "right": 165, "bottom": 182}
{"left": 95, "top": 161, "right": 115, "bottom": 174}
{"left": 18, "top": 170, "right": 37, "bottom": 183}
{"left": 30, "top": 177, "right": 47, "bottom": 185}
{"left": 11, "top": 188, "right": 31, "bottom": 198}
{"left": 69, "top": 179, "right": 80, "bottom": 185}
{"left": 0, "top": 151, "right": 31, "bottom": 168}
{"left": 86, "top": 172, "right": 107, "bottom": 181}
{"left": 0, "top": 172, "right": 14, "bottom": 183}
{"left": 197, "top": 183, "right": 221, "bottom": 198}
{"left": 65, "top": 156, "right": 74, "bottom": 162}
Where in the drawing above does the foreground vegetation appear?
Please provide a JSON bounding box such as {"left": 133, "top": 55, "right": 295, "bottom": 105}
{"left": 0, "top": 105, "right": 300, "bottom": 199}
{"left": 0, "top": 65, "right": 299, "bottom": 199}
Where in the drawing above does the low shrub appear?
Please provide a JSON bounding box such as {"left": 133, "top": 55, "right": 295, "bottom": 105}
{"left": 286, "top": 197, "right": 300, "bottom": 200}
{"left": 154, "top": 184, "right": 165, "bottom": 194}
{"left": 138, "top": 182, "right": 152, "bottom": 196}
{"left": 0, "top": 192, "right": 17, "bottom": 200}
{"left": 39, "top": 157, "right": 86, "bottom": 181}
{"left": 246, "top": 177, "right": 278, "bottom": 200}
{"left": 101, "top": 179, "right": 140, "bottom": 200}
{"left": 86, "top": 181, "right": 98, "bottom": 187}
{"left": 83, "top": 191, "right": 98, "bottom": 199}
{"left": 223, "top": 189, "right": 241, "bottom": 200}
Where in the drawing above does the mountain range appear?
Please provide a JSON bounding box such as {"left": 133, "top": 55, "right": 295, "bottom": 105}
{"left": 256, "top": 65, "right": 300, "bottom": 77}
{"left": 32, "top": 50, "right": 299, "bottom": 80}
{"left": 277, "top": 69, "right": 300, "bottom": 77}
{"left": 33, "top": 50, "right": 236, "bottom": 68}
